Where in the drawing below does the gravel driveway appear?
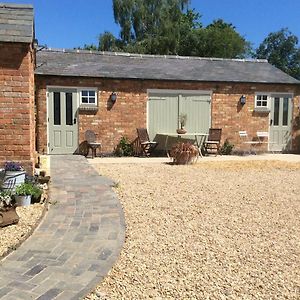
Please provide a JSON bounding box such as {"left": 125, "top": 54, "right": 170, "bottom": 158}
{"left": 87, "top": 160, "right": 300, "bottom": 300}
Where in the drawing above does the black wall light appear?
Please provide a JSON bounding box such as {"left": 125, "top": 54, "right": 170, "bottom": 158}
{"left": 240, "top": 95, "right": 246, "bottom": 105}
{"left": 110, "top": 92, "right": 117, "bottom": 103}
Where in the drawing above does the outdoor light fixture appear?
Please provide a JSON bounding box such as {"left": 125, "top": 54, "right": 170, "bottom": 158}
{"left": 240, "top": 95, "right": 246, "bottom": 105}
{"left": 33, "top": 38, "right": 39, "bottom": 50}
{"left": 110, "top": 92, "right": 117, "bottom": 103}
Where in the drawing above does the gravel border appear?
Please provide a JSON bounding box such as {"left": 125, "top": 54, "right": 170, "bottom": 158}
{"left": 0, "top": 202, "right": 48, "bottom": 259}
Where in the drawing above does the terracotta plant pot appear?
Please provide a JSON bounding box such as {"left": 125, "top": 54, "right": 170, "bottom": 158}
{"left": 176, "top": 128, "right": 187, "bottom": 134}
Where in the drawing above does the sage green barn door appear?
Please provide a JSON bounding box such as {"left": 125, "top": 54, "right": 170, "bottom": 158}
{"left": 180, "top": 94, "right": 211, "bottom": 133}
{"left": 148, "top": 91, "right": 211, "bottom": 141}
{"left": 48, "top": 89, "right": 79, "bottom": 154}
{"left": 269, "top": 94, "right": 293, "bottom": 152}
{"left": 148, "top": 93, "right": 179, "bottom": 140}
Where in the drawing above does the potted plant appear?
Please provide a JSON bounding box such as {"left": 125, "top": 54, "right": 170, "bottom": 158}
{"left": 177, "top": 113, "right": 187, "bottom": 134}
{"left": 170, "top": 142, "right": 199, "bottom": 164}
{"left": 14, "top": 182, "right": 35, "bottom": 206}
{"left": 0, "top": 191, "right": 19, "bottom": 227}
{"left": 1, "top": 161, "right": 26, "bottom": 191}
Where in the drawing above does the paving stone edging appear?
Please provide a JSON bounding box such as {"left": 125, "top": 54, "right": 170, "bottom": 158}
{"left": 0, "top": 155, "right": 126, "bottom": 300}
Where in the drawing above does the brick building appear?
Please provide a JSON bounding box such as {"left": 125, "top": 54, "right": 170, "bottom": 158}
{"left": 0, "top": 3, "right": 35, "bottom": 173}
{"left": 0, "top": 3, "right": 300, "bottom": 173}
{"left": 35, "top": 49, "right": 300, "bottom": 155}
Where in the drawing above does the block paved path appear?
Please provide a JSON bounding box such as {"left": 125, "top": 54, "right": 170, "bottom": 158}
{"left": 0, "top": 155, "right": 125, "bottom": 300}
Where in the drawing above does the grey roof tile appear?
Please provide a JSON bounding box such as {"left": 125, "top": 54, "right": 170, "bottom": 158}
{"left": 35, "top": 49, "right": 300, "bottom": 84}
{"left": 0, "top": 3, "right": 34, "bottom": 43}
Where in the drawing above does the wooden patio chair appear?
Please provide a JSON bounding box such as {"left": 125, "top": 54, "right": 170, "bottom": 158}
{"left": 85, "top": 130, "right": 101, "bottom": 159}
{"left": 136, "top": 128, "right": 158, "bottom": 157}
{"left": 203, "top": 128, "right": 222, "bottom": 155}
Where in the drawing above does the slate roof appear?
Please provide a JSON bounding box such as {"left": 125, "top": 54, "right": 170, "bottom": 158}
{"left": 35, "top": 49, "right": 300, "bottom": 84}
{"left": 0, "top": 3, "right": 34, "bottom": 43}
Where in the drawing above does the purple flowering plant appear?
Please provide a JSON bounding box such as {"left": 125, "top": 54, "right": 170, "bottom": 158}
{"left": 4, "top": 161, "right": 23, "bottom": 172}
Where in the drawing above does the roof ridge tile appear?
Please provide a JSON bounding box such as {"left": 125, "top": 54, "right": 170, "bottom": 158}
{"left": 39, "top": 47, "right": 268, "bottom": 63}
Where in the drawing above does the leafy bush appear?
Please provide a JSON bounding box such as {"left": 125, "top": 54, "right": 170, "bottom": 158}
{"left": 220, "top": 139, "right": 234, "bottom": 155}
{"left": 15, "top": 182, "right": 42, "bottom": 198}
{"left": 115, "top": 137, "right": 134, "bottom": 156}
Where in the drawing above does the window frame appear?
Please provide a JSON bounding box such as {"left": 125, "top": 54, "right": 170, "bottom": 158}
{"left": 255, "top": 93, "right": 270, "bottom": 109}
{"left": 79, "top": 88, "right": 98, "bottom": 106}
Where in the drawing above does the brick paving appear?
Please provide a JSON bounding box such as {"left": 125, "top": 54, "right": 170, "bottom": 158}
{"left": 0, "top": 155, "right": 125, "bottom": 300}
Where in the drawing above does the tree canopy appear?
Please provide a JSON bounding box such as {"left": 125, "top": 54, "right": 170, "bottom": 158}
{"left": 255, "top": 28, "right": 300, "bottom": 80}
{"left": 79, "top": 0, "right": 300, "bottom": 75}
{"left": 82, "top": 0, "right": 250, "bottom": 59}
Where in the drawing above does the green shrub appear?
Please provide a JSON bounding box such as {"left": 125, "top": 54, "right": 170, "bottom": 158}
{"left": 220, "top": 139, "right": 234, "bottom": 155}
{"left": 115, "top": 137, "right": 134, "bottom": 156}
{"left": 15, "top": 182, "right": 42, "bottom": 198}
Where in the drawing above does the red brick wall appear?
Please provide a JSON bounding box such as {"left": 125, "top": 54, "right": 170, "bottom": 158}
{"left": 35, "top": 75, "right": 300, "bottom": 154}
{"left": 0, "top": 42, "right": 35, "bottom": 173}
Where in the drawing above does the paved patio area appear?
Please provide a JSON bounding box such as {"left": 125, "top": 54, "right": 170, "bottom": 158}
{"left": 0, "top": 155, "right": 125, "bottom": 300}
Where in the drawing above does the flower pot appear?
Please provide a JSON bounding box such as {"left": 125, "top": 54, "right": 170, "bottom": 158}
{"left": 176, "top": 128, "right": 187, "bottom": 134}
{"left": 15, "top": 195, "right": 31, "bottom": 207}
{"left": 0, "top": 206, "right": 19, "bottom": 227}
{"left": 1, "top": 171, "right": 26, "bottom": 192}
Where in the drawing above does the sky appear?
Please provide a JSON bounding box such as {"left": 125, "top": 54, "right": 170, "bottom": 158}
{"left": 3, "top": 0, "right": 300, "bottom": 50}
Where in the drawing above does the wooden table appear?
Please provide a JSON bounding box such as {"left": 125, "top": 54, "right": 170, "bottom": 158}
{"left": 160, "top": 132, "right": 208, "bottom": 158}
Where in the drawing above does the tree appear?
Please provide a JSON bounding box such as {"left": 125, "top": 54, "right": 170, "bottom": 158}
{"left": 199, "top": 19, "right": 251, "bottom": 58}
{"left": 98, "top": 31, "right": 123, "bottom": 52}
{"left": 178, "top": 19, "right": 251, "bottom": 58}
{"left": 112, "top": 0, "right": 190, "bottom": 44}
{"left": 255, "top": 28, "right": 300, "bottom": 80}
{"left": 79, "top": 1, "right": 251, "bottom": 59}
{"left": 76, "top": 44, "right": 98, "bottom": 51}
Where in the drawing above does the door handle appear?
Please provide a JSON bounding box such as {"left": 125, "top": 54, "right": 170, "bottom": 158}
{"left": 270, "top": 119, "right": 273, "bottom": 126}
{"left": 73, "top": 118, "right": 77, "bottom": 124}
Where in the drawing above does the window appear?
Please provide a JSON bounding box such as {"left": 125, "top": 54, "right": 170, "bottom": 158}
{"left": 255, "top": 94, "right": 269, "bottom": 108}
{"left": 79, "top": 89, "right": 97, "bottom": 105}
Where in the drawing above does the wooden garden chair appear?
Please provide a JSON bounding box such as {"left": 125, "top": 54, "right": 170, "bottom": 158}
{"left": 203, "top": 128, "right": 222, "bottom": 155}
{"left": 85, "top": 130, "right": 101, "bottom": 159}
{"left": 136, "top": 128, "right": 158, "bottom": 157}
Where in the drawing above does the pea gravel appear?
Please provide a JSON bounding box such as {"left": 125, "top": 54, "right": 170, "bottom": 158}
{"left": 0, "top": 203, "right": 45, "bottom": 257}
{"left": 86, "top": 160, "right": 300, "bottom": 299}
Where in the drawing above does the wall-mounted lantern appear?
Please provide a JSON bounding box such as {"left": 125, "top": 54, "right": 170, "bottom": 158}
{"left": 110, "top": 92, "right": 117, "bottom": 103}
{"left": 33, "top": 39, "right": 39, "bottom": 50}
{"left": 240, "top": 95, "right": 246, "bottom": 105}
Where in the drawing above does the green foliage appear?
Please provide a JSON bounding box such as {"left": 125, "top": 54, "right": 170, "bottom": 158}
{"left": 15, "top": 182, "right": 42, "bottom": 197}
{"left": 76, "top": 44, "right": 98, "bottom": 51}
{"left": 99, "top": 31, "right": 123, "bottom": 52}
{"left": 115, "top": 137, "right": 134, "bottom": 156}
{"left": 220, "top": 139, "right": 234, "bottom": 155}
{"left": 79, "top": 1, "right": 250, "bottom": 59}
{"left": 197, "top": 19, "right": 251, "bottom": 58}
{"left": 255, "top": 28, "right": 300, "bottom": 80}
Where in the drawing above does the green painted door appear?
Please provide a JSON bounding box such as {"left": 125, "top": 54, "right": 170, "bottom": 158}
{"left": 269, "top": 95, "right": 293, "bottom": 152}
{"left": 180, "top": 94, "right": 211, "bottom": 133}
{"left": 148, "top": 91, "right": 211, "bottom": 141}
{"left": 48, "top": 89, "right": 79, "bottom": 154}
{"left": 148, "top": 93, "right": 179, "bottom": 140}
